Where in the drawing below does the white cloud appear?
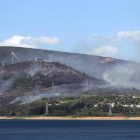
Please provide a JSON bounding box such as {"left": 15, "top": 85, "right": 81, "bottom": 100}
{"left": 86, "top": 45, "right": 123, "bottom": 58}
{"left": 88, "top": 30, "right": 140, "bottom": 42}
{"left": 0, "top": 35, "right": 62, "bottom": 48}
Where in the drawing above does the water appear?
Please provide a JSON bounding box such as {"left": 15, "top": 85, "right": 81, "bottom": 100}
{"left": 0, "top": 120, "right": 140, "bottom": 140}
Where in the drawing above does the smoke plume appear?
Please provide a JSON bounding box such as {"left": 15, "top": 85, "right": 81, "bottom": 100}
{"left": 103, "top": 64, "right": 140, "bottom": 89}
{"left": 12, "top": 87, "right": 69, "bottom": 104}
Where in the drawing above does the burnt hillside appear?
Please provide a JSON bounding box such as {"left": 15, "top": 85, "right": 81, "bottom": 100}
{"left": 0, "top": 60, "right": 107, "bottom": 110}
{"left": 0, "top": 46, "right": 137, "bottom": 79}
{"left": 0, "top": 60, "right": 106, "bottom": 92}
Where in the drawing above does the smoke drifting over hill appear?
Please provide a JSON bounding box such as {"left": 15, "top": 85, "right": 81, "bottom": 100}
{"left": 0, "top": 78, "right": 13, "bottom": 93}
{"left": 0, "top": 58, "right": 106, "bottom": 105}
{"left": 0, "top": 46, "right": 140, "bottom": 101}
{"left": 103, "top": 64, "right": 140, "bottom": 89}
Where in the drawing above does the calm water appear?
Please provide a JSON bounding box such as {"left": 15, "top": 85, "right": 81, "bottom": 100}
{"left": 0, "top": 120, "right": 140, "bottom": 140}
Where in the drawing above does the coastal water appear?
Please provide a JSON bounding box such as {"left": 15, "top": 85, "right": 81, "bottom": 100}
{"left": 0, "top": 120, "right": 140, "bottom": 140}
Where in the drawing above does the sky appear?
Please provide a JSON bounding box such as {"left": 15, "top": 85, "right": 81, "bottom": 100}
{"left": 0, "top": 0, "right": 140, "bottom": 61}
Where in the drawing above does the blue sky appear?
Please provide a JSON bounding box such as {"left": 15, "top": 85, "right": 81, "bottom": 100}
{"left": 1, "top": 0, "right": 140, "bottom": 60}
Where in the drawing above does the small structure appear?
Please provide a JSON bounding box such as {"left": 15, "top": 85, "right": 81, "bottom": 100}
{"left": 136, "top": 105, "right": 140, "bottom": 108}
{"left": 35, "top": 57, "right": 44, "bottom": 62}
{"left": 44, "top": 60, "right": 51, "bottom": 62}
{"left": 35, "top": 58, "right": 52, "bottom": 63}
{"left": 130, "top": 104, "right": 134, "bottom": 108}
{"left": 94, "top": 104, "right": 98, "bottom": 108}
{"left": 122, "top": 105, "right": 129, "bottom": 108}
{"left": 111, "top": 103, "right": 115, "bottom": 107}
{"left": 133, "top": 96, "right": 138, "bottom": 99}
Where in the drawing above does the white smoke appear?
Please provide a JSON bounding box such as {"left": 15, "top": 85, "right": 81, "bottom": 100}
{"left": 0, "top": 79, "right": 13, "bottom": 93}
{"left": 28, "top": 67, "right": 41, "bottom": 77}
{"left": 103, "top": 64, "right": 140, "bottom": 89}
{"left": 12, "top": 87, "right": 68, "bottom": 104}
{"left": 12, "top": 92, "right": 52, "bottom": 104}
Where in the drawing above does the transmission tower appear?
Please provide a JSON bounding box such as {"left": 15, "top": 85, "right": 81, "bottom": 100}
{"left": 1, "top": 61, "right": 5, "bottom": 67}
{"left": 45, "top": 102, "right": 49, "bottom": 115}
{"left": 108, "top": 103, "right": 112, "bottom": 115}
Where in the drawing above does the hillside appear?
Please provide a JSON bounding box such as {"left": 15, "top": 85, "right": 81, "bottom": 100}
{"left": 1, "top": 60, "right": 105, "bottom": 87}
{"left": 0, "top": 47, "right": 140, "bottom": 117}
{"left": 0, "top": 60, "right": 106, "bottom": 109}
{"left": 0, "top": 46, "right": 136, "bottom": 79}
{"left": 1, "top": 46, "right": 140, "bottom": 88}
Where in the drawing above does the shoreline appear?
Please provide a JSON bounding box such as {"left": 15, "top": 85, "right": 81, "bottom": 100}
{"left": 1, "top": 116, "right": 140, "bottom": 120}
